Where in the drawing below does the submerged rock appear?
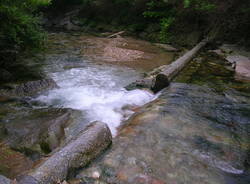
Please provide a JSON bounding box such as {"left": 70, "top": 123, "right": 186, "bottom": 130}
{"left": 2, "top": 108, "right": 74, "bottom": 157}
{"left": 0, "top": 78, "right": 58, "bottom": 97}
{"left": 75, "top": 83, "right": 250, "bottom": 184}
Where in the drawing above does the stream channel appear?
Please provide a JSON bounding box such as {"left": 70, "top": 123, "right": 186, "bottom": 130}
{"left": 0, "top": 32, "right": 250, "bottom": 184}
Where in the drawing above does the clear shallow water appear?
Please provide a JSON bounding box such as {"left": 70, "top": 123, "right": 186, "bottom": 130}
{"left": 74, "top": 83, "right": 250, "bottom": 184}
{"left": 35, "top": 61, "right": 155, "bottom": 135}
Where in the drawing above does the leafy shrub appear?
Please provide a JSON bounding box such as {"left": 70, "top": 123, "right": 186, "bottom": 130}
{"left": 0, "top": 0, "right": 50, "bottom": 51}
{"left": 159, "top": 17, "right": 175, "bottom": 42}
{"left": 183, "top": 0, "right": 216, "bottom": 11}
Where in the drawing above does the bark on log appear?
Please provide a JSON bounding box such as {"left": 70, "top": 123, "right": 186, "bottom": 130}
{"left": 18, "top": 121, "right": 112, "bottom": 184}
{"left": 125, "top": 39, "right": 209, "bottom": 93}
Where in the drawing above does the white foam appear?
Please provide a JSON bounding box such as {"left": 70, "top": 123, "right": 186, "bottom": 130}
{"left": 36, "top": 65, "right": 154, "bottom": 136}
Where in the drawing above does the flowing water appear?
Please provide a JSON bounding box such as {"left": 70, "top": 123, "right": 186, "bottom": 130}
{"left": 30, "top": 32, "right": 173, "bottom": 136}
{"left": 35, "top": 61, "right": 155, "bottom": 135}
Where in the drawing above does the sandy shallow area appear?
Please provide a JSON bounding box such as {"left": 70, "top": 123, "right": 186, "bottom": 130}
{"left": 48, "top": 33, "right": 175, "bottom": 72}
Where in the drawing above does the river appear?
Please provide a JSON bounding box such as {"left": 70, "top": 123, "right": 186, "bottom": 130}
{"left": 0, "top": 32, "right": 249, "bottom": 184}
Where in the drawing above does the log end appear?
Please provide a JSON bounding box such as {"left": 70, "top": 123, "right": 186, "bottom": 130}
{"left": 151, "top": 74, "right": 170, "bottom": 93}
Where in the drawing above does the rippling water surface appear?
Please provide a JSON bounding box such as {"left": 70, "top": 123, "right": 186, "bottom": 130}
{"left": 36, "top": 60, "right": 155, "bottom": 135}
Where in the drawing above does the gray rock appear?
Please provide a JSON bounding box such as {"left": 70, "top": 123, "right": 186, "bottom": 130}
{"left": 0, "top": 78, "right": 58, "bottom": 97}
{"left": 0, "top": 175, "right": 11, "bottom": 184}
{"left": 4, "top": 108, "right": 73, "bottom": 156}
{"left": 76, "top": 83, "right": 250, "bottom": 184}
{"left": 17, "top": 175, "right": 38, "bottom": 184}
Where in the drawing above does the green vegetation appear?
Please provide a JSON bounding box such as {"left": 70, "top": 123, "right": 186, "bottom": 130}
{"left": 0, "top": 0, "right": 51, "bottom": 83}
{"left": 174, "top": 54, "right": 250, "bottom": 93}
{"left": 0, "top": 0, "right": 50, "bottom": 53}
{"left": 1, "top": 0, "right": 250, "bottom": 53}
{"left": 45, "top": 0, "right": 250, "bottom": 46}
{"left": 1, "top": 0, "right": 249, "bottom": 55}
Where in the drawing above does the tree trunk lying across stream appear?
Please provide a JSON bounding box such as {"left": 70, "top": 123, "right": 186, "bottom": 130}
{"left": 126, "top": 39, "right": 209, "bottom": 93}
{"left": 18, "top": 121, "right": 112, "bottom": 184}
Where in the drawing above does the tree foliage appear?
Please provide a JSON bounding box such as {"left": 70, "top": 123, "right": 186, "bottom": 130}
{"left": 0, "top": 0, "right": 50, "bottom": 52}
{"left": 141, "top": 0, "right": 250, "bottom": 44}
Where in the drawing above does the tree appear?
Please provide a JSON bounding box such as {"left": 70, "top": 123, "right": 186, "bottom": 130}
{"left": 0, "top": 0, "right": 51, "bottom": 52}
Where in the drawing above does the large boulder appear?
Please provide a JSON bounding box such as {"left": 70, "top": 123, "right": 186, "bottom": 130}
{"left": 75, "top": 83, "right": 250, "bottom": 184}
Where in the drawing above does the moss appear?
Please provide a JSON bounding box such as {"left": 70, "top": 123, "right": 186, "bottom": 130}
{"left": 175, "top": 54, "right": 250, "bottom": 93}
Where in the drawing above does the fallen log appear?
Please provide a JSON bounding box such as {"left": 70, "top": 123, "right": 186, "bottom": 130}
{"left": 107, "top": 31, "right": 125, "bottom": 38}
{"left": 18, "top": 121, "right": 112, "bottom": 184}
{"left": 125, "top": 39, "right": 209, "bottom": 93}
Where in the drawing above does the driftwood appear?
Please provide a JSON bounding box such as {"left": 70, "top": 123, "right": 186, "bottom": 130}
{"left": 107, "top": 31, "right": 125, "bottom": 38}
{"left": 18, "top": 121, "right": 112, "bottom": 184}
{"left": 126, "top": 39, "right": 209, "bottom": 93}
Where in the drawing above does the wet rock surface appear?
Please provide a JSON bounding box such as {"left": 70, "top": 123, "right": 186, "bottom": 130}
{"left": 73, "top": 83, "right": 250, "bottom": 184}
{"left": 1, "top": 108, "right": 74, "bottom": 158}
{"left": 0, "top": 78, "right": 58, "bottom": 97}
{"left": 0, "top": 143, "right": 33, "bottom": 179}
